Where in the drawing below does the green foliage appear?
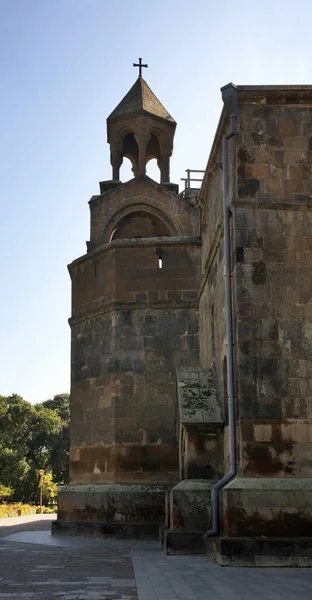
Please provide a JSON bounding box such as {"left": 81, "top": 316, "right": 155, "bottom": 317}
{"left": 0, "top": 483, "right": 13, "bottom": 500}
{"left": 40, "top": 394, "right": 70, "bottom": 484}
{"left": 41, "top": 394, "right": 70, "bottom": 422}
{"left": 0, "top": 503, "right": 57, "bottom": 518}
{"left": 0, "top": 393, "right": 70, "bottom": 503}
{"left": 42, "top": 472, "right": 58, "bottom": 504}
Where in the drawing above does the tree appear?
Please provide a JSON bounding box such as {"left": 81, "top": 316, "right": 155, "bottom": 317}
{"left": 0, "top": 394, "right": 34, "bottom": 500}
{"left": 41, "top": 394, "right": 70, "bottom": 422}
{"left": 0, "top": 393, "right": 70, "bottom": 502}
{"left": 39, "top": 394, "right": 70, "bottom": 484}
{"left": 41, "top": 472, "right": 58, "bottom": 505}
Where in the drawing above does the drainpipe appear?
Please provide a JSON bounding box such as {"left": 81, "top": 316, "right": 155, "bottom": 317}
{"left": 207, "top": 83, "right": 238, "bottom": 538}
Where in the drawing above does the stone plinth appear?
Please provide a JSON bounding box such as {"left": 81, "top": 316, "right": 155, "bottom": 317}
{"left": 206, "top": 536, "right": 312, "bottom": 567}
{"left": 53, "top": 483, "right": 170, "bottom": 538}
{"left": 207, "top": 477, "right": 312, "bottom": 566}
{"left": 163, "top": 480, "right": 215, "bottom": 554}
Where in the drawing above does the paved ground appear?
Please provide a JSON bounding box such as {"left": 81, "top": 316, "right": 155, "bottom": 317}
{"left": 1, "top": 516, "right": 312, "bottom": 600}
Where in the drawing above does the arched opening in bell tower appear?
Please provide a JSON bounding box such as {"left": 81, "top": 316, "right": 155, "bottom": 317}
{"left": 120, "top": 157, "right": 135, "bottom": 182}
{"left": 121, "top": 132, "right": 139, "bottom": 177}
{"left": 146, "top": 133, "right": 160, "bottom": 159}
{"left": 111, "top": 210, "right": 171, "bottom": 240}
{"left": 146, "top": 158, "right": 159, "bottom": 181}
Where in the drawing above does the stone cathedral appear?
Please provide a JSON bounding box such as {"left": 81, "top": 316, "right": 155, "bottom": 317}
{"left": 54, "top": 67, "right": 312, "bottom": 567}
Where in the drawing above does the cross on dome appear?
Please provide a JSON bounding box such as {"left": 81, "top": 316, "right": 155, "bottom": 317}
{"left": 133, "top": 57, "right": 148, "bottom": 77}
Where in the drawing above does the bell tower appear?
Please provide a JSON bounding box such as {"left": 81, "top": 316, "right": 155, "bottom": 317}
{"left": 53, "top": 63, "right": 201, "bottom": 538}
{"left": 107, "top": 58, "right": 176, "bottom": 183}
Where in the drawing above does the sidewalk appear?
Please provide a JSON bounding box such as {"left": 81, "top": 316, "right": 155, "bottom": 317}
{"left": 0, "top": 513, "right": 55, "bottom": 528}
{"left": 1, "top": 515, "right": 312, "bottom": 599}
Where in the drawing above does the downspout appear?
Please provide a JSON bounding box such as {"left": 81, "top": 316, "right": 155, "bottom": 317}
{"left": 207, "top": 83, "right": 238, "bottom": 538}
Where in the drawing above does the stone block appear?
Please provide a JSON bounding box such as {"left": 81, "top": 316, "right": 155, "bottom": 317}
{"left": 164, "top": 529, "right": 206, "bottom": 555}
{"left": 221, "top": 477, "right": 312, "bottom": 537}
{"left": 283, "top": 136, "right": 308, "bottom": 151}
{"left": 266, "top": 177, "right": 284, "bottom": 195}
{"left": 176, "top": 367, "right": 222, "bottom": 428}
{"left": 52, "top": 519, "right": 159, "bottom": 538}
{"left": 168, "top": 480, "right": 215, "bottom": 532}
{"left": 55, "top": 483, "right": 170, "bottom": 535}
{"left": 207, "top": 536, "right": 312, "bottom": 567}
{"left": 278, "top": 119, "right": 295, "bottom": 136}
{"left": 245, "top": 164, "right": 270, "bottom": 179}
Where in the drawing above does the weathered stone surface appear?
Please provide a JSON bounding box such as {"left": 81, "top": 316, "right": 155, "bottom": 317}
{"left": 55, "top": 483, "right": 169, "bottom": 537}
{"left": 61, "top": 80, "right": 312, "bottom": 559}
{"left": 163, "top": 480, "right": 215, "bottom": 554}
{"left": 207, "top": 536, "right": 312, "bottom": 567}
{"left": 164, "top": 529, "right": 206, "bottom": 555}
{"left": 198, "top": 86, "right": 312, "bottom": 557}
{"left": 58, "top": 78, "right": 202, "bottom": 532}
{"left": 168, "top": 480, "right": 214, "bottom": 531}
{"left": 221, "top": 477, "right": 312, "bottom": 537}
{"left": 177, "top": 367, "right": 222, "bottom": 427}
{"left": 67, "top": 174, "right": 201, "bottom": 489}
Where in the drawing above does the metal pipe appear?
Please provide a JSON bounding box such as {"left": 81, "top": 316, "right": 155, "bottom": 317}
{"left": 207, "top": 83, "right": 237, "bottom": 538}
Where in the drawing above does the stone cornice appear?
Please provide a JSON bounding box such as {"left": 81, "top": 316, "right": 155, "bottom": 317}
{"left": 69, "top": 299, "right": 199, "bottom": 326}
{"left": 237, "top": 84, "right": 312, "bottom": 105}
{"left": 198, "top": 106, "right": 227, "bottom": 208}
{"left": 88, "top": 175, "right": 187, "bottom": 205}
{"left": 68, "top": 235, "right": 201, "bottom": 272}
{"left": 232, "top": 194, "right": 312, "bottom": 210}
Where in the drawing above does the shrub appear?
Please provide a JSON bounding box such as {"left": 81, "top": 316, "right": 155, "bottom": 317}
{"left": 0, "top": 503, "right": 57, "bottom": 518}
{"left": 0, "top": 484, "right": 13, "bottom": 501}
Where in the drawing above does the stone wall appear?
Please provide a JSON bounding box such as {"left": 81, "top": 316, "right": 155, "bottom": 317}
{"left": 233, "top": 93, "right": 312, "bottom": 478}
{"left": 199, "top": 167, "right": 226, "bottom": 409}
{"left": 197, "top": 86, "right": 312, "bottom": 561}
{"left": 68, "top": 177, "right": 201, "bottom": 486}
{"left": 89, "top": 176, "right": 200, "bottom": 247}
{"left": 198, "top": 128, "right": 232, "bottom": 474}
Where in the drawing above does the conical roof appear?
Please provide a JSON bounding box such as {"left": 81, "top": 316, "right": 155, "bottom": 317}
{"left": 107, "top": 77, "right": 176, "bottom": 124}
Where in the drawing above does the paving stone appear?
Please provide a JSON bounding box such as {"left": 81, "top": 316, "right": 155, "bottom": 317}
{"left": 2, "top": 517, "right": 312, "bottom": 600}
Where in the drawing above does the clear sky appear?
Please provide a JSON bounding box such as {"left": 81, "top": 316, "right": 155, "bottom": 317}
{"left": 0, "top": 0, "right": 311, "bottom": 403}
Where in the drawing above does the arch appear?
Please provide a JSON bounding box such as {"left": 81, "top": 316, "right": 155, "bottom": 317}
{"left": 104, "top": 203, "right": 180, "bottom": 244}
{"left": 111, "top": 210, "right": 170, "bottom": 240}
{"left": 149, "top": 126, "right": 172, "bottom": 156}
{"left": 146, "top": 134, "right": 161, "bottom": 164}
{"left": 116, "top": 125, "right": 137, "bottom": 149}
{"left": 111, "top": 123, "right": 173, "bottom": 182}
{"left": 119, "top": 157, "right": 134, "bottom": 183}
{"left": 146, "top": 158, "right": 159, "bottom": 182}
{"left": 121, "top": 133, "right": 139, "bottom": 177}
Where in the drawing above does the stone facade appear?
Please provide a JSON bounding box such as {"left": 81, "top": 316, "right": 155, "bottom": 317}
{"left": 55, "top": 77, "right": 312, "bottom": 564}
{"left": 200, "top": 85, "right": 312, "bottom": 565}
{"left": 54, "top": 77, "right": 202, "bottom": 536}
{"left": 69, "top": 177, "right": 201, "bottom": 488}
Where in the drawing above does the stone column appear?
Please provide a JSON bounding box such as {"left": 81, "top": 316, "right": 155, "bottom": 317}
{"left": 158, "top": 155, "right": 170, "bottom": 183}
{"left": 110, "top": 150, "right": 123, "bottom": 181}
{"left": 131, "top": 160, "right": 139, "bottom": 178}
{"left": 134, "top": 131, "right": 151, "bottom": 177}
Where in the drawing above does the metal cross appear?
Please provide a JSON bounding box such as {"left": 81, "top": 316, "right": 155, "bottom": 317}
{"left": 133, "top": 57, "right": 148, "bottom": 77}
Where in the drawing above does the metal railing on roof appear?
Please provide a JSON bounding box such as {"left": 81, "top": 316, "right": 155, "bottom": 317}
{"left": 181, "top": 169, "right": 205, "bottom": 190}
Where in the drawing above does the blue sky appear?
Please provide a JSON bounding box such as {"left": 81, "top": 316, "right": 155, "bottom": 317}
{"left": 0, "top": 0, "right": 311, "bottom": 403}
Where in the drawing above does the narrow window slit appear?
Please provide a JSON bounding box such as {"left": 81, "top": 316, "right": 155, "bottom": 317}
{"left": 158, "top": 256, "right": 163, "bottom": 269}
